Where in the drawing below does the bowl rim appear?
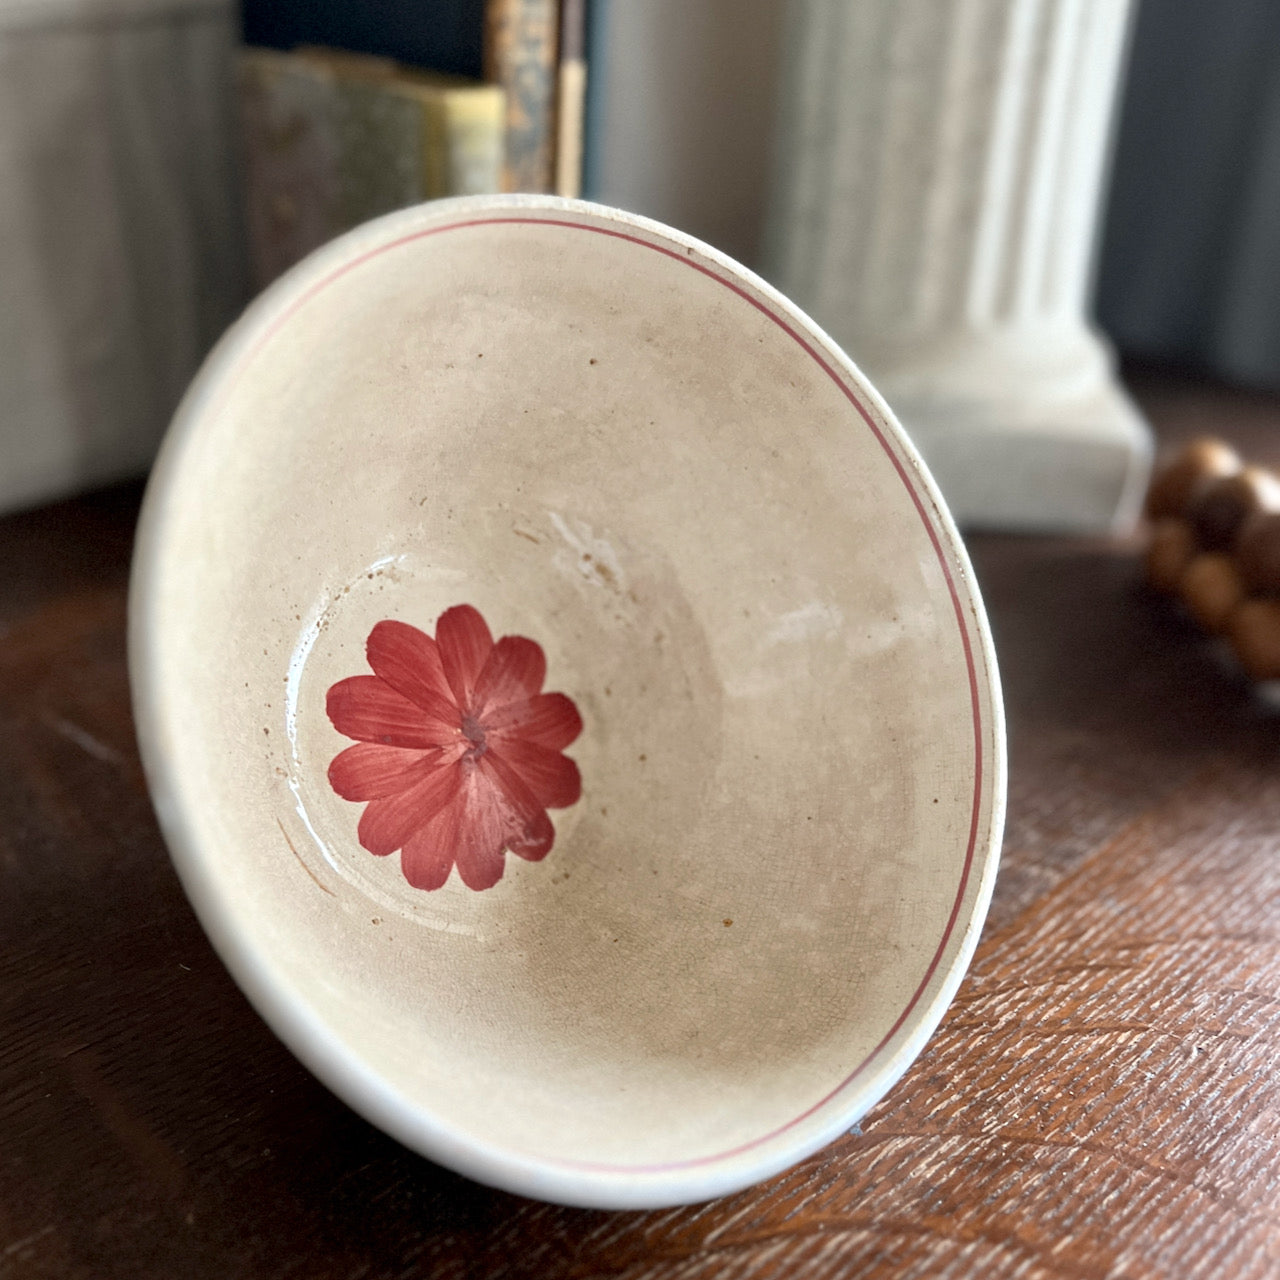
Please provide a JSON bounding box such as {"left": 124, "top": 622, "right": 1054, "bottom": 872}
{"left": 128, "top": 193, "right": 1006, "bottom": 1209}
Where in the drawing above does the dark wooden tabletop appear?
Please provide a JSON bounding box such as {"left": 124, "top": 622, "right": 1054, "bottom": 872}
{"left": 2, "top": 370, "right": 1278, "bottom": 1279}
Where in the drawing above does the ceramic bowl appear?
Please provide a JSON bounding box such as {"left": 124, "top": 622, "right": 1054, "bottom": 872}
{"left": 129, "top": 195, "right": 1005, "bottom": 1209}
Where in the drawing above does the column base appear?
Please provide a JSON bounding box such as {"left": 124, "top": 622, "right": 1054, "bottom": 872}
{"left": 869, "top": 346, "right": 1153, "bottom": 535}
{"left": 892, "top": 380, "right": 1152, "bottom": 534}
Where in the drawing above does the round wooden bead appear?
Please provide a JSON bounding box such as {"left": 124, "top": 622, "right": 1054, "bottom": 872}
{"left": 1235, "top": 511, "right": 1280, "bottom": 596}
{"left": 1145, "top": 518, "right": 1196, "bottom": 593}
{"left": 1189, "top": 466, "right": 1280, "bottom": 551}
{"left": 1227, "top": 598, "right": 1280, "bottom": 680}
{"left": 1145, "top": 437, "right": 1241, "bottom": 520}
{"left": 1179, "top": 553, "right": 1245, "bottom": 633}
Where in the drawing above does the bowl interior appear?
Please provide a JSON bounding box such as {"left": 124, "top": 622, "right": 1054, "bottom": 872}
{"left": 132, "top": 198, "right": 1003, "bottom": 1206}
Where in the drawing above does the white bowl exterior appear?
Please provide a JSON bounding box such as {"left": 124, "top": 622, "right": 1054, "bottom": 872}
{"left": 129, "top": 195, "right": 1006, "bottom": 1209}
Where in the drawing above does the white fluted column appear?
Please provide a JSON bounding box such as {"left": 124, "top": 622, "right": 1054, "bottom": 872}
{"left": 765, "top": 0, "right": 1151, "bottom": 533}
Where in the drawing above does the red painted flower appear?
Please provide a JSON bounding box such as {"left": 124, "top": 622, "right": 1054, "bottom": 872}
{"left": 325, "top": 606, "right": 582, "bottom": 891}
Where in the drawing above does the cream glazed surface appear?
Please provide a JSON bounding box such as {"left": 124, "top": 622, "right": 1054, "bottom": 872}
{"left": 129, "top": 196, "right": 1005, "bottom": 1208}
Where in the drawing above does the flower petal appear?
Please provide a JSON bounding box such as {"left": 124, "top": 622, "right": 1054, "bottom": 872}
{"left": 399, "top": 818, "right": 456, "bottom": 890}
{"left": 486, "top": 692, "right": 583, "bottom": 751}
{"left": 482, "top": 753, "right": 556, "bottom": 862}
{"left": 436, "top": 604, "right": 494, "bottom": 711}
{"left": 489, "top": 738, "right": 582, "bottom": 809}
{"left": 508, "top": 808, "right": 554, "bottom": 861}
{"left": 328, "top": 742, "right": 442, "bottom": 800}
{"left": 356, "top": 761, "right": 461, "bottom": 857}
{"left": 327, "top": 675, "right": 459, "bottom": 748}
{"left": 442, "top": 769, "right": 508, "bottom": 890}
{"left": 366, "top": 620, "right": 458, "bottom": 721}
{"left": 473, "top": 635, "right": 546, "bottom": 715}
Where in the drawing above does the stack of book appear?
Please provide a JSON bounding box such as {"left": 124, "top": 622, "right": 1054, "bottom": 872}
{"left": 239, "top": 0, "right": 587, "bottom": 290}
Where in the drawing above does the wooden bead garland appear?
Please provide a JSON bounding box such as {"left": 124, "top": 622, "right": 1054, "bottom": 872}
{"left": 1145, "top": 518, "right": 1197, "bottom": 593}
{"left": 1236, "top": 512, "right": 1280, "bottom": 596}
{"left": 1144, "top": 437, "right": 1240, "bottom": 520}
{"left": 1143, "top": 437, "right": 1280, "bottom": 679}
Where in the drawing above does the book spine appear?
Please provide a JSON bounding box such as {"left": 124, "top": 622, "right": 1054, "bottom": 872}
{"left": 237, "top": 49, "right": 344, "bottom": 292}
{"left": 554, "top": 0, "right": 586, "bottom": 198}
{"left": 484, "top": 0, "right": 559, "bottom": 193}
{"left": 423, "top": 85, "right": 506, "bottom": 199}
{"left": 331, "top": 77, "right": 426, "bottom": 229}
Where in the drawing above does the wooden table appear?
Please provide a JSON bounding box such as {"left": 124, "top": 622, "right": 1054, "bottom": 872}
{"left": 2, "top": 372, "right": 1278, "bottom": 1278}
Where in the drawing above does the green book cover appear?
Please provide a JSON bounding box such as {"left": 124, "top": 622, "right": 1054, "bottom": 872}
{"left": 239, "top": 46, "right": 504, "bottom": 289}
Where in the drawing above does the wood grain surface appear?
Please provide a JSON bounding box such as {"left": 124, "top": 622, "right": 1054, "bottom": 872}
{"left": 2, "top": 371, "right": 1278, "bottom": 1279}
